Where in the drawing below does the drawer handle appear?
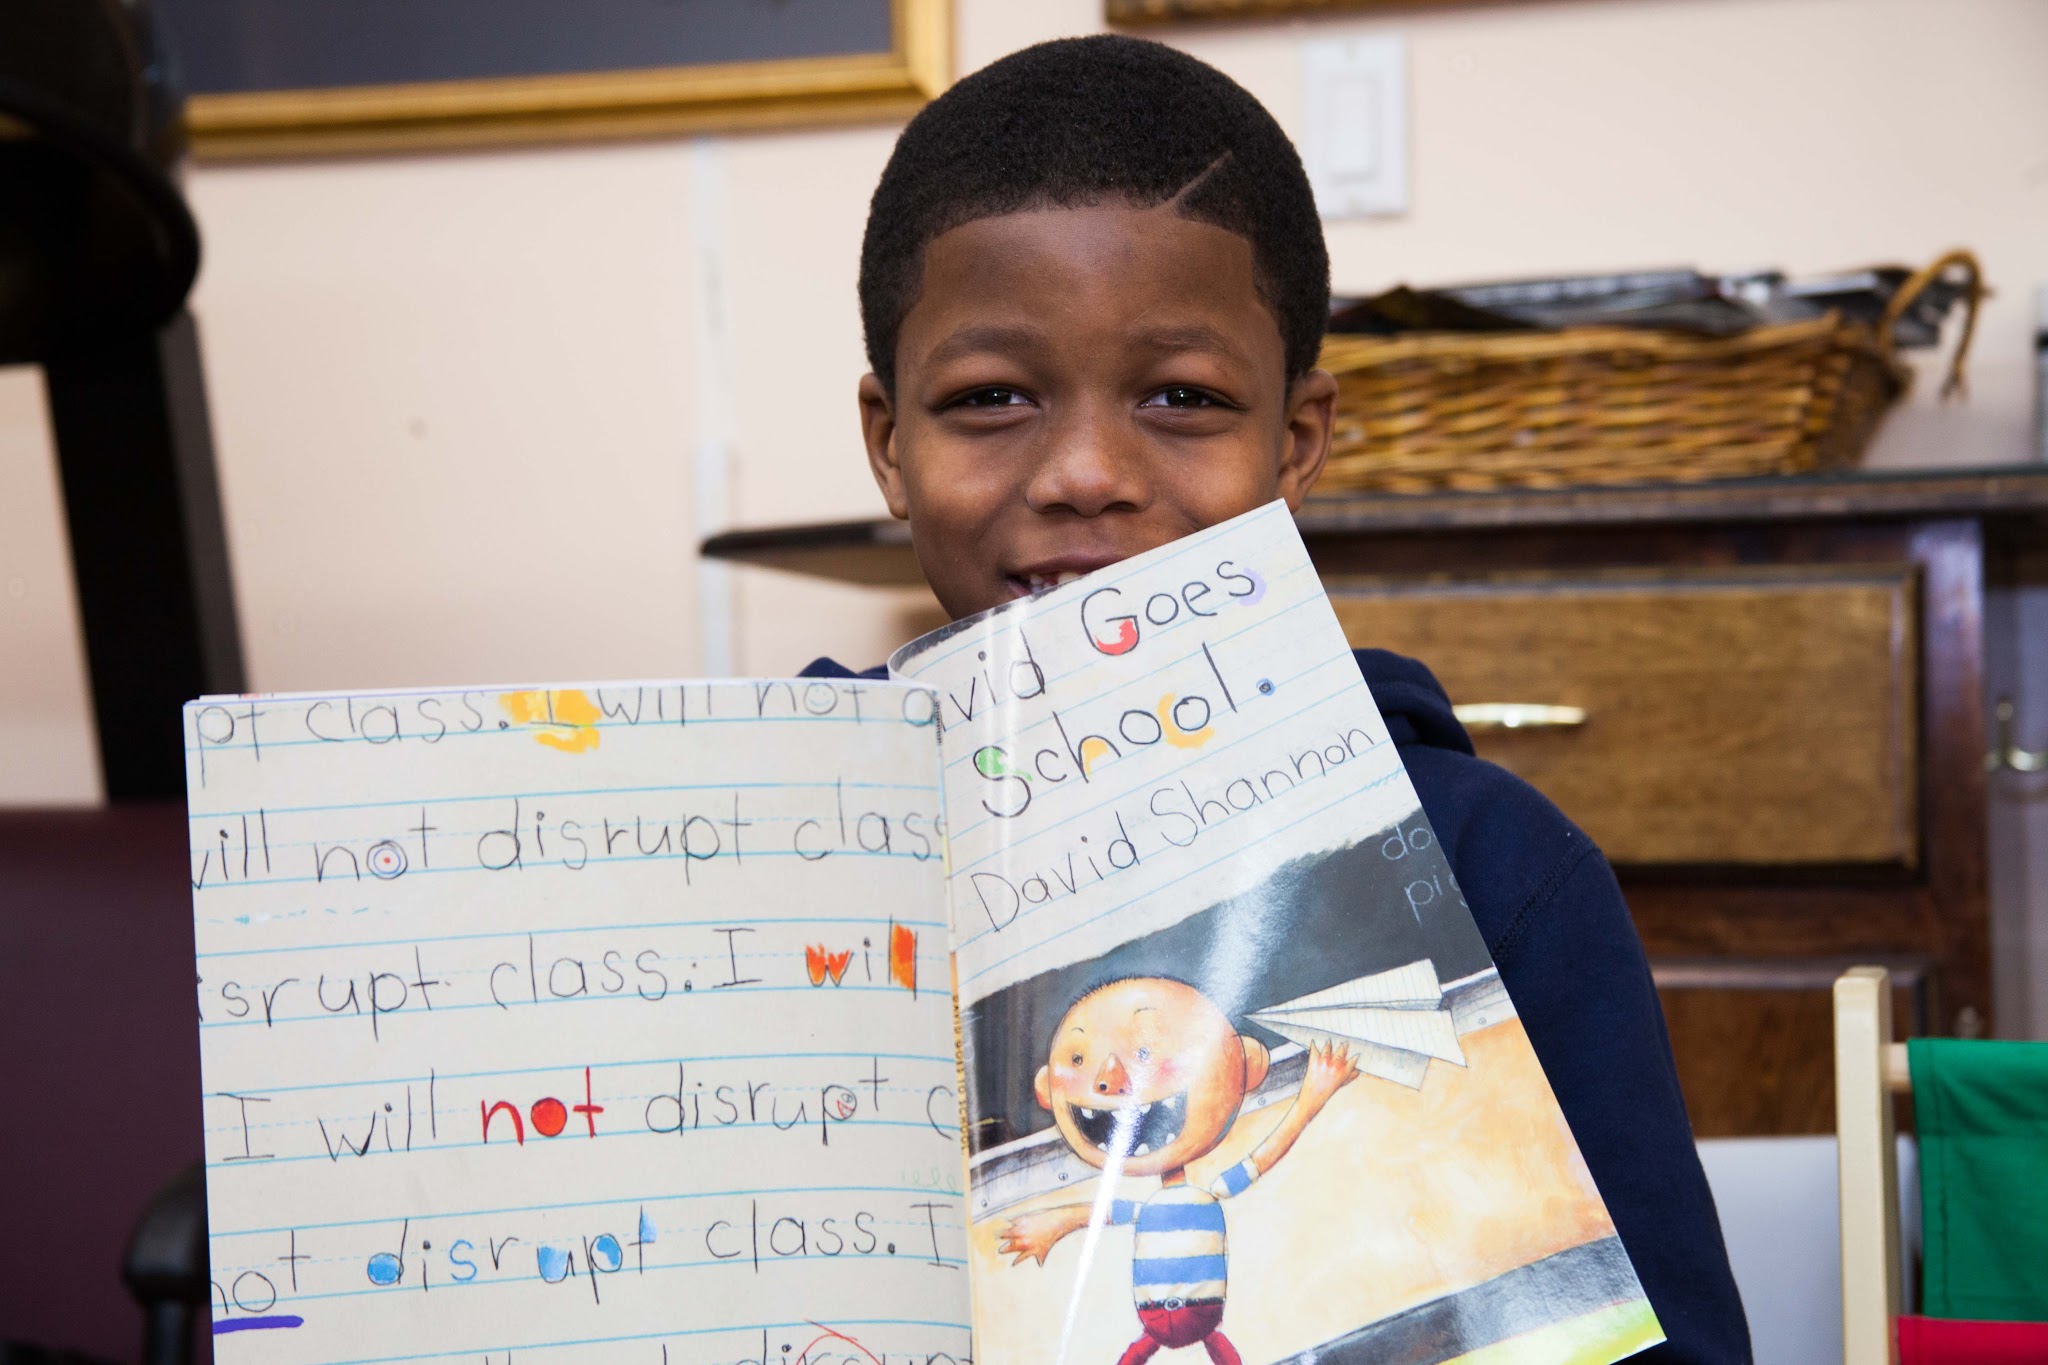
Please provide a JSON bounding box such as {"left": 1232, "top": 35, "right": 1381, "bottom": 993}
{"left": 1987, "top": 697, "right": 2046, "bottom": 773}
{"left": 1453, "top": 703, "right": 1588, "bottom": 732}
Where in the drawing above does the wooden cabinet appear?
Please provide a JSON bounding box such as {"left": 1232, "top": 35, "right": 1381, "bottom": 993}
{"left": 1296, "top": 477, "right": 2038, "bottom": 1137}
{"left": 1327, "top": 565, "right": 1921, "bottom": 868}
{"left": 704, "top": 468, "right": 2048, "bottom": 1136}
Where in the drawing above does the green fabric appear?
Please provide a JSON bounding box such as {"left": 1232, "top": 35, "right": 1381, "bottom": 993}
{"left": 1909, "top": 1037, "right": 2048, "bottom": 1322}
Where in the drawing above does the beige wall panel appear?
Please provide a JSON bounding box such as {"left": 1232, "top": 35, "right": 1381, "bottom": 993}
{"left": 0, "top": 368, "right": 101, "bottom": 804}
{"left": 723, "top": 125, "right": 898, "bottom": 532}
{"left": 185, "top": 141, "right": 704, "bottom": 692}
{"left": 958, "top": 0, "right": 1100, "bottom": 73}
{"left": 1169, "top": 0, "right": 2048, "bottom": 469}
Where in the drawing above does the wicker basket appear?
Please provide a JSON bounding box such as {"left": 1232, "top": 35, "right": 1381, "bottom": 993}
{"left": 1315, "top": 250, "right": 1982, "bottom": 494}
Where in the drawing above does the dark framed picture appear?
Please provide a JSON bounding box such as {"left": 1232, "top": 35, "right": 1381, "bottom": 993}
{"left": 170, "top": 0, "right": 950, "bottom": 160}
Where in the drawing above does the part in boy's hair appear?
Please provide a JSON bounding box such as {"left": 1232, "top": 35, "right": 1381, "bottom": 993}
{"left": 857, "top": 34, "right": 1332, "bottom": 396}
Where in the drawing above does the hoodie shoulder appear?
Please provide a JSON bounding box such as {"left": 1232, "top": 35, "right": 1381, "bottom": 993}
{"left": 1401, "top": 744, "right": 1602, "bottom": 966}
{"left": 1354, "top": 647, "right": 1596, "bottom": 963}
{"left": 1357, "top": 647, "right": 1475, "bottom": 756}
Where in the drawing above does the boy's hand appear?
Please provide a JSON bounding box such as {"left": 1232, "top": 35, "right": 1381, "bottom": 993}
{"left": 1299, "top": 1039, "right": 1361, "bottom": 1109}
{"left": 998, "top": 1204, "right": 1089, "bottom": 1266}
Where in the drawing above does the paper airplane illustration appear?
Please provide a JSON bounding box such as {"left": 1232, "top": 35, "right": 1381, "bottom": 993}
{"left": 1249, "top": 960, "right": 1466, "bottom": 1089}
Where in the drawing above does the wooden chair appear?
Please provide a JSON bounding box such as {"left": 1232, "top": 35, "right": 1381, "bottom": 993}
{"left": 1834, "top": 966, "right": 1911, "bottom": 1365}
{"left": 1836, "top": 966, "right": 2048, "bottom": 1365}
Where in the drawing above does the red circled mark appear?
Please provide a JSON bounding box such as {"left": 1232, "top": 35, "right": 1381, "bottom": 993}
{"left": 801, "top": 1322, "right": 884, "bottom": 1365}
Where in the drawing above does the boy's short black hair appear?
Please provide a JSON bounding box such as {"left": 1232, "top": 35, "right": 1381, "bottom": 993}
{"left": 859, "top": 34, "right": 1330, "bottom": 395}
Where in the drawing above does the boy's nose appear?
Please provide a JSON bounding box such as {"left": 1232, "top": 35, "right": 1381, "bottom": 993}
{"left": 1094, "top": 1054, "right": 1132, "bottom": 1096}
{"left": 1025, "top": 411, "right": 1151, "bottom": 517}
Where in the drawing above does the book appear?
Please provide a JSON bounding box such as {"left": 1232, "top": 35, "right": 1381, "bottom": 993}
{"left": 186, "top": 501, "right": 1662, "bottom": 1365}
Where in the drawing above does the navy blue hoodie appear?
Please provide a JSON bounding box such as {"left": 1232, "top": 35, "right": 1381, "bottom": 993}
{"left": 801, "top": 646, "right": 1752, "bottom": 1365}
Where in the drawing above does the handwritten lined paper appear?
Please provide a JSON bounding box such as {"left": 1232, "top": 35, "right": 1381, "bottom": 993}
{"left": 889, "top": 501, "right": 1422, "bottom": 1008}
{"left": 186, "top": 681, "right": 970, "bottom": 1364}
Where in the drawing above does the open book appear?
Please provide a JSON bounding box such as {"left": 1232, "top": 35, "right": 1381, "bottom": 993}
{"left": 186, "top": 502, "right": 1662, "bottom": 1365}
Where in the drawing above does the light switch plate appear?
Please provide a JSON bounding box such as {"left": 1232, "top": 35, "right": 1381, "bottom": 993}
{"left": 1302, "top": 33, "right": 1408, "bottom": 220}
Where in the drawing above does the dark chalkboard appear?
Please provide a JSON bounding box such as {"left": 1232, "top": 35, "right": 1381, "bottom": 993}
{"left": 163, "top": 0, "right": 895, "bottom": 95}
{"left": 169, "top": 0, "right": 944, "bottom": 160}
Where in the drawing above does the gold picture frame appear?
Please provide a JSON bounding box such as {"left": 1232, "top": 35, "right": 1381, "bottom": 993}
{"left": 187, "top": 0, "right": 951, "bottom": 161}
{"left": 1108, "top": 0, "right": 1452, "bottom": 21}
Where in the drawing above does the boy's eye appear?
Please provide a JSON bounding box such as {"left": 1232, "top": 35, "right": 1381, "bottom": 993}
{"left": 1141, "top": 386, "right": 1224, "bottom": 409}
{"left": 1070, "top": 1052, "right": 1084, "bottom": 1066}
{"left": 953, "top": 386, "right": 1031, "bottom": 408}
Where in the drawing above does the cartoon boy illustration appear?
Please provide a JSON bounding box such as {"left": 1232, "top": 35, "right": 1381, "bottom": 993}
{"left": 998, "top": 977, "right": 1360, "bottom": 1365}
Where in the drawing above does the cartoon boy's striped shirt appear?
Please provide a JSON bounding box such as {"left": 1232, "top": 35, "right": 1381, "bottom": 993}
{"left": 1108, "top": 1158, "right": 1260, "bottom": 1307}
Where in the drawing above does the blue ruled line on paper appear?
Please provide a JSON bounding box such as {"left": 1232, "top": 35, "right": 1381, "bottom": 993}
{"left": 187, "top": 842, "right": 943, "bottom": 895}
{"left": 184, "top": 706, "right": 931, "bottom": 761}
{"left": 203, "top": 1248, "right": 970, "bottom": 1314}
{"left": 200, "top": 1049, "right": 953, "bottom": 1100}
{"left": 298, "top": 1319, "right": 972, "bottom": 1365}
{"left": 186, "top": 776, "right": 939, "bottom": 823}
{"left": 196, "top": 977, "right": 950, "bottom": 1035}
{"left": 203, "top": 1114, "right": 955, "bottom": 1172}
{"left": 211, "top": 1181, "right": 959, "bottom": 1239}
{"left": 194, "top": 915, "right": 946, "bottom": 959}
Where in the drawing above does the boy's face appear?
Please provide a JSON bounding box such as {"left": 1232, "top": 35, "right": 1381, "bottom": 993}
{"left": 859, "top": 201, "right": 1335, "bottom": 621}
{"left": 1033, "top": 977, "right": 1269, "bottom": 1179}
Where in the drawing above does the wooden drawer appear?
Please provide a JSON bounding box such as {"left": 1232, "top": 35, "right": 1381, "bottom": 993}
{"left": 1330, "top": 565, "right": 1920, "bottom": 868}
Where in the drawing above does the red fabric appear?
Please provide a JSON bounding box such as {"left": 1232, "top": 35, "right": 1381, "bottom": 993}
{"left": 1898, "top": 1314, "right": 2048, "bottom": 1364}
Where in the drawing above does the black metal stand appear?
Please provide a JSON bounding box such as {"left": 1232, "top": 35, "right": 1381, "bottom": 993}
{"left": 43, "top": 311, "right": 244, "bottom": 800}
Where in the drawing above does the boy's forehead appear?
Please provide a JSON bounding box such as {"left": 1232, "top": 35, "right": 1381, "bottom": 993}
{"left": 900, "top": 203, "right": 1282, "bottom": 367}
{"left": 1066, "top": 978, "right": 1205, "bottom": 1026}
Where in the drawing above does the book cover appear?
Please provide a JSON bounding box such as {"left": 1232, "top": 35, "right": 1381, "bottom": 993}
{"left": 184, "top": 502, "right": 1656, "bottom": 1365}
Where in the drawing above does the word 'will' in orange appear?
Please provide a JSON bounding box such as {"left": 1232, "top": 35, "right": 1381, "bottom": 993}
{"left": 801, "top": 926, "right": 918, "bottom": 997}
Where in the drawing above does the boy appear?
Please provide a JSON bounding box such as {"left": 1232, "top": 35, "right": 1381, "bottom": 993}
{"left": 802, "top": 34, "right": 1751, "bottom": 1365}
{"left": 1000, "top": 977, "right": 1363, "bottom": 1365}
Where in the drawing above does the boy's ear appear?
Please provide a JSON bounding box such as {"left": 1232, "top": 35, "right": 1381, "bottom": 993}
{"left": 1238, "top": 1035, "right": 1271, "bottom": 1093}
{"left": 858, "top": 372, "right": 911, "bottom": 521}
{"left": 1276, "top": 368, "right": 1338, "bottom": 510}
{"left": 1034, "top": 1064, "right": 1054, "bottom": 1112}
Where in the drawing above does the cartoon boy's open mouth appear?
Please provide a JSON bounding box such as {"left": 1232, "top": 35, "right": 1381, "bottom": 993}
{"left": 1068, "top": 1092, "right": 1188, "bottom": 1158}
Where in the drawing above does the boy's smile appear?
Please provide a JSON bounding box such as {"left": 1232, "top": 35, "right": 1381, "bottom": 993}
{"left": 860, "top": 201, "right": 1335, "bottom": 621}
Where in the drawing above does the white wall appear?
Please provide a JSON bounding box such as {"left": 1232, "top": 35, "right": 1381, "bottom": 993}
{"left": 2, "top": 0, "right": 2045, "bottom": 1031}
{"left": 0, "top": 367, "right": 100, "bottom": 804}
{"left": 187, "top": 144, "right": 708, "bottom": 691}
{"left": 1182, "top": 0, "right": 2048, "bottom": 469}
